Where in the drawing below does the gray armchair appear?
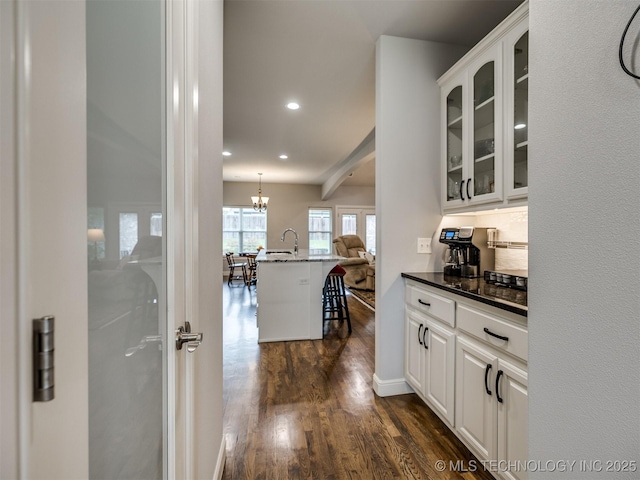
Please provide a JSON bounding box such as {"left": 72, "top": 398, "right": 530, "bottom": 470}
{"left": 332, "top": 235, "right": 374, "bottom": 291}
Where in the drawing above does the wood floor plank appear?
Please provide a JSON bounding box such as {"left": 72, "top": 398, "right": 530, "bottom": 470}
{"left": 222, "top": 285, "right": 494, "bottom": 480}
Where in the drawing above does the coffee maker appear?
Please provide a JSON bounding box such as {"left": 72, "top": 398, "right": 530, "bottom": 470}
{"left": 439, "top": 226, "right": 495, "bottom": 278}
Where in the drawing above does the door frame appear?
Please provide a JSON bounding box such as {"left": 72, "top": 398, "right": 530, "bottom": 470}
{"left": 335, "top": 205, "right": 376, "bottom": 252}
{"left": 0, "top": 0, "right": 19, "bottom": 476}
{"left": 1, "top": 0, "right": 203, "bottom": 477}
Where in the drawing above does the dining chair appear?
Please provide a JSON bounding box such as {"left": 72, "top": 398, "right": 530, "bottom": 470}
{"left": 245, "top": 254, "right": 258, "bottom": 288}
{"left": 225, "top": 252, "right": 247, "bottom": 286}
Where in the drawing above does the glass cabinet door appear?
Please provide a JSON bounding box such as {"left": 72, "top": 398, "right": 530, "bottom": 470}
{"left": 446, "top": 85, "right": 464, "bottom": 201}
{"left": 473, "top": 61, "right": 496, "bottom": 199}
{"left": 513, "top": 31, "right": 529, "bottom": 192}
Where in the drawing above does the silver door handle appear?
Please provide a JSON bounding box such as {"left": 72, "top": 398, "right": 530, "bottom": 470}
{"left": 176, "top": 321, "right": 203, "bottom": 352}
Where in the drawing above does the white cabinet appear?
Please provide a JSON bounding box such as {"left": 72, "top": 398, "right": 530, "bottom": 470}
{"left": 503, "top": 17, "right": 529, "bottom": 200}
{"left": 424, "top": 319, "right": 456, "bottom": 425}
{"left": 455, "top": 336, "right": 498, "bottom": 461}
{"left": 456, "top": 300, "right": 528, "bottom": 480}
{"left": 404, "top": 287, "right": 455, "bottom": 426}
{"left": 439, "top": 1, "right": 528, "bottom": 213}
{"left": 497, "top": 360, "right": 528, "bottom": 480}
{"left": 404, "top": 278, "right": 528, "bottom": 480}
{"left": 405, "top": 310, "right": 426, "bottom": 393}
{"left": 455, "top": 336, "right": 528, "bottom": 480}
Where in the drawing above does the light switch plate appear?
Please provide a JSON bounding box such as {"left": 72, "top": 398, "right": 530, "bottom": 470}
{"left": 417, "top": 238, "right": 432, "bottom": 254}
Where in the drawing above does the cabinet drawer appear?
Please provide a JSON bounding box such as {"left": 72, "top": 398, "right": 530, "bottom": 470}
{"left": 406, "top": 285, "right": 455, "bottom": 328}
{"left": 457, "top": 304, "right": 528, "bottom": 361}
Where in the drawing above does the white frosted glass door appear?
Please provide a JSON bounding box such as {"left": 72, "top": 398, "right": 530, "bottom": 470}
{"left": 87, "top": 0, "right": 166, "bottom": 478}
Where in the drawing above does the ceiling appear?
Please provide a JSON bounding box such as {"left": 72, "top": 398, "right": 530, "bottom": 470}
{"left": 223, "top": 0, "right": 523, "bottom": 191}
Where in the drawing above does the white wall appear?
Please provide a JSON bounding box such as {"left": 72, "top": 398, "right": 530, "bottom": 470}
{"left": 529, "top": 1, "right": 640, "bottom": 476}
{"left": 223, "top": 181, "right": 374, "bottom": 251}
{"left": 374, "top": 35, "right": 468, "bottom": 395}
{"left": 196, "top": 0, "right": 225, "bottom": 477}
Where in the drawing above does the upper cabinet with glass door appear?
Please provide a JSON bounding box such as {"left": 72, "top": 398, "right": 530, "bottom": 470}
{"left": 505, "top": 19, "right": 529, "bottom": 199}
{"left": 438, "top": 1, "right": 528, "bottom": 213}
{"left": 444, "top": 77, "right": 465, "bottom": 205}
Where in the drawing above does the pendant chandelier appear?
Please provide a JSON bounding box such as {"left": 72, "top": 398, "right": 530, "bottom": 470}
{"left": 251, "top": 173, "right": 269, "bottom": 212}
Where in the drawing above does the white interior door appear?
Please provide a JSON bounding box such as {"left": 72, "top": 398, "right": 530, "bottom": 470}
{"left": 11, "top": 0, "right": 199, "bottom": 477}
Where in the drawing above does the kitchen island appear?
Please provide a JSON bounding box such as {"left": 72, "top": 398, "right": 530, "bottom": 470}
{"left": 256, "top": 249, "right": 344, "bottom": 343}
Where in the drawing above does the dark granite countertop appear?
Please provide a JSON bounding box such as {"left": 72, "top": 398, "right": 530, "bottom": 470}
{"left": 401, "top": 272, "right": 527, "bottom": 317}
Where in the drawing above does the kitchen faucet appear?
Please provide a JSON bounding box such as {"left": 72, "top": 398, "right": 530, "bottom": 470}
{"left": 281, "top": 228, "right": 299, "bottom": 254}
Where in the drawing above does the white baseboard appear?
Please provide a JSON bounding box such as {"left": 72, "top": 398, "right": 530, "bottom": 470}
{"left": 212, "top": 435, "right": 226, "bottom": 480}
{"left": 372, "top": 373, "right": 414, "bottom": 397}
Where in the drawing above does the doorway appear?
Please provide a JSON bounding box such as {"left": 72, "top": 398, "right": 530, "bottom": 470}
{"left": 336, "top": 206, "right": 376, "bottom": 254}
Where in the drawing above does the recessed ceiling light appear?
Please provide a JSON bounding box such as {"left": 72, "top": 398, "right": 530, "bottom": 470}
{"left": 286, "top": 102, "right": 300, "bottom": 110}
{"left": 222, "top": 151, "right": 232, "bottom": 156}
{"left": 279, "top": 154, "right": 288, "bottom": 159}
{"left": 514, "top": 123, "right": 527, "bottom": 130}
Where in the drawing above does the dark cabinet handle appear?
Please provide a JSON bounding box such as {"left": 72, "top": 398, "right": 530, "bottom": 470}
{"left": 459, "top": 179, "right": 465, "bottom": 201}
{"left": 423, "top": 326, "right": 429, "bottom": 349}
{"left": 484, "top": 364, "right": 492, "bottom": 395}
{"left": 418, "top": 299, "right": 431, "bottom": 307}
{"left": 418, "top": 324, "right": 423, "bottom": 345}
{"left": 496, "top": 369, "right": 504, "bottom": 403}
{"left": 466, "top": 178, "right": 471, "bottom": 200}
{"left": 484, "top": 327, "right": 509, "bottom": 342}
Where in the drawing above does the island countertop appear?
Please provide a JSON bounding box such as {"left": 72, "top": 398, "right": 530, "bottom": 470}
{"left": 256, "top": 249, "right": 345, "bottom": 263}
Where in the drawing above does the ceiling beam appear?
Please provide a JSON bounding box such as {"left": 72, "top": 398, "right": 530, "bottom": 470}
{"left": 321, "top": 128, "right": 375, "bottom": 200}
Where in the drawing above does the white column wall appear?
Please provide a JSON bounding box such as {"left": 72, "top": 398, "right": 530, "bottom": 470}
{"left": 528, "top": 1, "right": 640, "bottom": 475}
{"left": 374, "top": 36, "right": 467, "bottom": 395}
{"left": 195, "top": 0, "right": 225, "bottom": 478}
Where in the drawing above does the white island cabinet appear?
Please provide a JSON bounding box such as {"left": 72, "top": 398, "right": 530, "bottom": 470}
{"left": 255, "top": 249, "right": 344, "bottom": 343}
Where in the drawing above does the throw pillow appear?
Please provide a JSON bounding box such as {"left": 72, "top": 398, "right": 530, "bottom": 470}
{"left": 364, "top": 252, "right": 375, "bottom": 265}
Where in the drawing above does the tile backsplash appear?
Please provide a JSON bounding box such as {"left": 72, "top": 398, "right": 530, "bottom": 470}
{"left": 474, "top": 207, "right": 528, "bottom": 272}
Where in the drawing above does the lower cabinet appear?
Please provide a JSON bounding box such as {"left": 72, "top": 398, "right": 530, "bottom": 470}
{"left": 404, "top": 308, "right": 455, "bottom": 425}
{"left": 455, "top": 336, "right": 498, "bottom": 461}
{"left": 456, "top": 335, "right": 528, "bottom": 480}
{"left": 497, "top": 358, "right": 528, "bottom": 480}
{"left": 404, "top": 279, "right": 528, "bottom": 480}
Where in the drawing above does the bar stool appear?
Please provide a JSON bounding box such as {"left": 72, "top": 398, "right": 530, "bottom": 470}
{"left": 322, "top": 265, "right": 352, "bottom": 334}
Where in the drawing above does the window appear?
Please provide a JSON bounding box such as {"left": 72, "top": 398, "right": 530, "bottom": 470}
{"left": 223, "top": 207, "right": 267, "bottom": 254}
{"left": 150, "top": 212, "right": 163, "bottom": 237}
{"left": 119, "top": 213, "right": 138, "bottom": 258}
{"left": 365, "top": 214, "right": 376, "bottom": 254}
{"left": 88, "top": 207, "right": 105, "bottom": 260}
{"left": 341, "top": 214, "right": 357, "bottom": 235}
{"left": 308, "top": 208, "right": 332, "bottom": 254}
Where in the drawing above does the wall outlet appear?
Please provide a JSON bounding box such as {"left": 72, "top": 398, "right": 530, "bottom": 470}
{"left": 417, "top": 238, "right": 432, "bottom": 254}
{"left": 299, "top": 278, "right": 309, "bottom": 285}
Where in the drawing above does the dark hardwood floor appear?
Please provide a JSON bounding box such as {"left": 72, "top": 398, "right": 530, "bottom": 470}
{"left": 222, "top": 284, "right": 493, "bottom": 480}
